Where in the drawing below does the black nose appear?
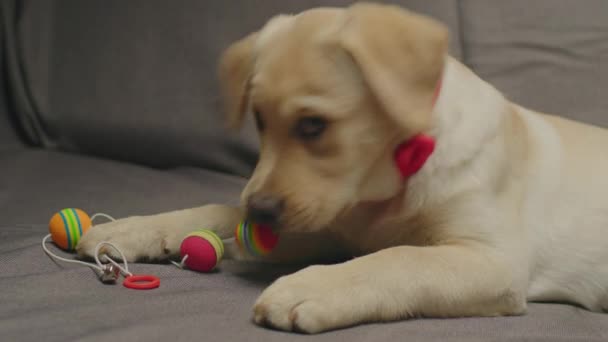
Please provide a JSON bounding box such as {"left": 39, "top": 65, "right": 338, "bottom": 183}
{"left": 246, "top": 192, "right": 284, "bottom": 225}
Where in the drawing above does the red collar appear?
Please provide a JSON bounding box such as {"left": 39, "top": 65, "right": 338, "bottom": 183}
{"left": 393, "top": 77, "right": 442, "bottom": 179}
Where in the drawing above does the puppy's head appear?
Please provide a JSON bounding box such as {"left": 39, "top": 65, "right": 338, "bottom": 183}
{"left": 219, "top": 3, "right": 447, "bottom": 232}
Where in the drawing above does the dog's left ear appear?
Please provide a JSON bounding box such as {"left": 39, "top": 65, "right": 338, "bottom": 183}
{"left": 218, "top": 32, "right": 258, "bottom": 129}
{"left": 339, "top": 3, "right": 448, "bottom": 135}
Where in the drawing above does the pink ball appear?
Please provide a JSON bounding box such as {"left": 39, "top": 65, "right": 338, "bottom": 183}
{"left": 180, "top": 230, "right": 224, "bottom": 272}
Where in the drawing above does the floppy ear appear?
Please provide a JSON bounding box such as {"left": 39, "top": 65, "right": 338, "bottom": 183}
{"left": 339, "top": 3, "right": 448, "bottom": 135}
{"left": 218, "top": 33, "right": 258, "bottom": 129}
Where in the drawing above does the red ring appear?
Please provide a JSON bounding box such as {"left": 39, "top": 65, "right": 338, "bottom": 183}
{"left": 123, "top": 274, "right": 160, "bottom": 290}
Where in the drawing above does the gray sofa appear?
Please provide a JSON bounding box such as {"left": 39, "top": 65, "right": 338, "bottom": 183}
{"left": 1, "top": 1, "right": 607, "bottom": 341}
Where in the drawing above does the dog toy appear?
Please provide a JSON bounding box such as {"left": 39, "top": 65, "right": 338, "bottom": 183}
{"left": 179, "top": 230, "right": 225, "bottom": 272}
{"left": 43, "top": 209, "right": 160, "bottom": 290}
{"left": 176, "top": 221, "right": 279, "bottom": 272}
{"left": 48, "top": 208, "right": 93, "bottom": 251}
{"left": 234, "top": 221, "right": 278, "bottom": 257}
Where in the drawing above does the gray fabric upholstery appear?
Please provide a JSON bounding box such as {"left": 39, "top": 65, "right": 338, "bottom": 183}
{"left": 0, "top": 153, "right": 606, "bottom": 341}
{"left": 12, "top": 0, "right": 261, "bottom": 177}
{"left": 0, "top": 107, "right": 21, "bottom": 150}
{"left": 0, "top": 149, "right": 245, "bottom": 225}
{"left": 2, "top": 222, "right": 608, "bottom": 341}
{"left": 0, "top": 0, "right": 46, "bottom": 148}
{"left": 12, "top": 0, "right": 461, "bottom": 178}
{"left": 0, "top": 73, "right": 21, "bottom": 150}
{"left": 1, "top": 1, "right": 608, "bottom": 341}
{"left": 461, "top": 0, "right": 608, "bottom": 127}
{"left": 0, "top": 3, "right": 22, "bottom": 151}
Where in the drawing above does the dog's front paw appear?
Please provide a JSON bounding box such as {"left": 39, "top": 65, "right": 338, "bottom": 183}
{"left": 253, "top": 264, "right": 366, "bottom": 334}
{"left": 76, "top": 216, "right": 176, "bottom": 262}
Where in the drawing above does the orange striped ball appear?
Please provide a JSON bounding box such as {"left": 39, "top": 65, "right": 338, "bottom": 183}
{"left": 49, "top": 208, "right": 92, "bottom": 251}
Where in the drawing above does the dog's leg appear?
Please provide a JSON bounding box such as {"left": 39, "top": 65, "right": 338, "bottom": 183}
{"left": 76, "top": 204, "right": 342, "bottom": 264}
{"left": 76, "top": 204, "right": 243, "bottom": 262}
{"left": 253, "top": 243, "right": 527, "bottom": 334}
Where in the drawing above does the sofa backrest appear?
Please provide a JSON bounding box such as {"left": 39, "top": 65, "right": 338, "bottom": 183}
{"left": 0, "top": 2, "right": 22, "bottom": 150}
{"left": 4, "top": 0, "right": 607, "bottom": 175}
{"left": 460, "top": 0, "right": 608, "bottom": 127}
{"left": 5, "top": 0, "right": 460, "bottom": 177}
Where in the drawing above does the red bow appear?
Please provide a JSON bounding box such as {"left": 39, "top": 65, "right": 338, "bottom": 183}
{"left": 394, "top": 134, "right": 435, "bottom": 179}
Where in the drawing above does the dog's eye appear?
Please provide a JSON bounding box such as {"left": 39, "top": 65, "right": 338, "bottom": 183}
{"left": 294, "top": 116, "right": 327, "bottom": 140}
{"left": 254, "top": 110, "right": 265, "bottom": 132}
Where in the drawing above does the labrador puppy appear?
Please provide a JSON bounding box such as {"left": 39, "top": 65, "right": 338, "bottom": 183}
{"left": 77, "top": 3, "right": 608, "bottom": 334}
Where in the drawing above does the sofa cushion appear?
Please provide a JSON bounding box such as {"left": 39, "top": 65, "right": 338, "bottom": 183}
{"left": 2, "top": 233, "right": 608, "bottom": 341}
{"left": 0, "top": 150, "right": 607, "bottom": 341}
{"left": 0, "top": 149, "right": 245, "bottom": 225}
{"left": 10, "top": 0, "right": 461, "bottom": 178}
{"left": 0, "top": 5, "right": 23, "bottom": 151}
{"left": 460, "top": 0, "right": 608, "bottom": 127}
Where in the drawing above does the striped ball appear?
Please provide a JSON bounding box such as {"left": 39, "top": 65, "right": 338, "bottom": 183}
{"left": 234, "top": 221, "right": 279, "bottom": 257}
{"left": 49, "top": 208, "right": 92, "bottom": 251}
{"left": 180, "top": 229, "right": 224, "bottom": 272}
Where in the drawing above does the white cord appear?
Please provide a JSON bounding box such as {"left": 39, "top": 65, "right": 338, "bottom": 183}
{"left": 93, "top": 241, "right": 132, "bottom": 277}
{"left": 91, "top": 213, "right": 116, "bottom": 223}
{"left": 42, "top": 234, "right": 103, "bottom": 272}
{"left": 170, "top": 254, "right": 189, "bottom": 269}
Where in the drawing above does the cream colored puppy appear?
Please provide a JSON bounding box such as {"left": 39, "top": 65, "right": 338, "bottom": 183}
{"left": 78, "top": 3, "right": 608, "bottom": 334}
